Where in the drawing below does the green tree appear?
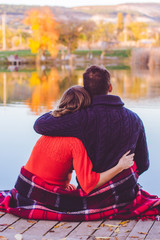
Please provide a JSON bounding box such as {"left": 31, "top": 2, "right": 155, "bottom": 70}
{"left": 59, "top": 21, "right": 82, "bottom": 55}
{"left": 80, "top": 20, "right": 97, "bottom": 53}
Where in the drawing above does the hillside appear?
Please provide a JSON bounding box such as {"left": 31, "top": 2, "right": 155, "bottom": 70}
{"left": 0, "top": 3, "right": 160, "bottom": 29}
{"left": 73, "top": 3, "right": 160, "bottom": 23}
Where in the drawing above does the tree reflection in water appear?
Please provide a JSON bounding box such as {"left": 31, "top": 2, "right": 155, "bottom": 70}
{"left": 26, "top": 69, "right": 60, "bottom": 114}
{"left": 0, "top": 64, "right": 160, "bottom": 114}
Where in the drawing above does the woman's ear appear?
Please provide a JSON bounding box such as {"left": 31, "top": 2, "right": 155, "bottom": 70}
{"left": 108, "top": 84, "right": 112, "bottom": 92}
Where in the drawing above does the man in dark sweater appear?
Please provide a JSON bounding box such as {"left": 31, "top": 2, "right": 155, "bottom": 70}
{"left": 34, "top": 65, "right": 149, "bottom": 177}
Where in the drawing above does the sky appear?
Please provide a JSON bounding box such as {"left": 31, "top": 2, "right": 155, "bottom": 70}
{"left": 0, "top": 0, "right": 160, "bottom": 7}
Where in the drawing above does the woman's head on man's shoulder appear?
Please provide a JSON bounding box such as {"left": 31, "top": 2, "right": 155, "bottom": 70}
{"left": 52, "top": 85, "right": 91, "bottom": 117}
{"left": 52, "top": 65, "right": 112, "bottom": 117}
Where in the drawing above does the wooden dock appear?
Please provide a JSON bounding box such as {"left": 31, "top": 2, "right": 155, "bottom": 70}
{"left": 0, "top": 211, "right": 160, "bottom": 240}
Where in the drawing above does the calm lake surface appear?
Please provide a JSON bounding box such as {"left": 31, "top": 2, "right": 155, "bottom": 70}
{"left": 0, "top": 63, "right": 160, "bottom": 195}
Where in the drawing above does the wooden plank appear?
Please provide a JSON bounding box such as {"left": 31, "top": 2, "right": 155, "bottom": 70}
{"left": 0, "top": 214, "right": 157, "bottom": 240}
{"left": 145, "top": 221, "right": 160, "bottom": 240}
{"left": 126, "top": 219, "right": 154, "bottom": 240}
{"left": 111, "top": 220, "right": 137, "bottom": 240}
{"left": 1, "top": 218, "right": 37, "bottom": 236}
{"left": 0, "top": 212, "right": 5, "bottom": 218}
{"left": 91, "top": 220, "right": 121, "bottom": 238}
{"left": 68, "top": 220, "right": 103, "bottom": 240}
{"left": 0, "top": 213, "right": 19, "bottom": 231}
{"left": 44, "top": 221, "right": 80, "bottom": 240}
{"left": 22, "top": 220, "right": 58, "bottom": 240}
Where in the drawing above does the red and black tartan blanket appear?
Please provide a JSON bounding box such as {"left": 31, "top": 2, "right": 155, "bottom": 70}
{"left": 0, "top": 163, "right": 160, "bottom": 221}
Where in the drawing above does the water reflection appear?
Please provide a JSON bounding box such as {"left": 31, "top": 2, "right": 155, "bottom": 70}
{"left": 0, "top": 71, "right": 31, "bottom": 105}
{"left": 0, "top": 63, "right": 160, "bottom": 194}
{"left": 26, "top": 69, "right": 60, "bottom": 114}
{"left": 111, "top": 68, "right": 160, "bottom": 99}
{"left": 0, "top": 65, "right": 84, "bottom": 114}
{"left": 0, "top": 64, "right": 160, "bottom": 114}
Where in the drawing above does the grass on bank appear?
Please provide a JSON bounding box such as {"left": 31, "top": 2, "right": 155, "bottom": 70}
{"left": 106, "top": 64, "right": 130, "bottom": 70}
{"left": 73, "top": 49, "right": 131, "bottom": 58}
{"left": 0, "top": 49, "right": 36, "bottom": 58}
{"left": 0, "top": 48, "right": 132, "bottom": 59}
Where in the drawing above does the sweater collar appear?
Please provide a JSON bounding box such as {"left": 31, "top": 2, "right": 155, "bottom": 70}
{"left": 92, "top": 95, "right": 124, "bottom": 106}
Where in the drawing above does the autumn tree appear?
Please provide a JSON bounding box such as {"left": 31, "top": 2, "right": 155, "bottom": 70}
{"left": 0, "top": 27, "right": 31, "bottom": 49}
{"left": 123, "top": 14, "right": 133, "bottom": 42}
{"left": 20, "top": 31, "right": 31, "bottom": 48}
{"left": 12, "top": 29, "right": 31, "bottom": 49}
{"left": 127, "top": 22, "right": 148, "bottom": 41}
{"left": 155, "top": 32, "right": 160, "bottom": 46}
{"left": 24, "top": 7, "right": 59, "bottom": 58}
{"left": 116, "top": 12, "right": 124, "bottom": 35}
{"left": 125, "top": 14, "right": 132, "bottom": 28}
{"left": 0, "top": 27, "right": 16, "bottom": 49}
{"left": 97, "top": 21, "right": 116, "bottom": 43}
{"left": 58, "top": 21, "right": 82, "bottom": 55}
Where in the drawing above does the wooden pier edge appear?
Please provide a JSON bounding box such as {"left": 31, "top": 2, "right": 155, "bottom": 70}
{"left": 0, "top": 211, "right": 160, "bottom": 240}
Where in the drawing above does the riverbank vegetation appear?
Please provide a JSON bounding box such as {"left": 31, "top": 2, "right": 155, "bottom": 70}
{"left": 0, "top": 48, "right": 131, "bottom": 59}
{"left": 131, "top": 48, "right": 160, "bottom": 69}
{"left": 0, "top": 4, "right": 160, "bottom": 66}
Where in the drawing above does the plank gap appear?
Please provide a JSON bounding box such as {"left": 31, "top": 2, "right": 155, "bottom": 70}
{"left": 144, "top": 221, "right": 156, "bottom": 239}
{"left": 43, "top": 221, "right": 60, "bottom": 236}
{"left": 1, "top": 217, "right": 20, "bottom": 232}
{"left": 0, "top": 212, "right": 5, "bottom": 218}
{"left": 126, "top": 219, "right": 154, "bottom": 240}
{"left": 44, "top": 221, "right": 80, "bottom": 239}
{"left": 22, "top": 220, "right": 58, "bottom": 239}
{"left": 21, "top": 219, "right": 39, "bottom": 234}
{"left": 110, "top": 220, "right": 123, "bottom": 237}
{"left": 144, "top": 220, "right": 155, "bottom": 239}
{"left": 111, "top": 219, "right": 137, "bottom": 240}
{"left": 87, "top": 219, "right": 106, "bottom": 239}
{"left": 64, "top": 221, "right": 82, "bottom": 237}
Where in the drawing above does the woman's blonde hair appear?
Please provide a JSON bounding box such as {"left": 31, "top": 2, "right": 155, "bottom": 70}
{"left": 52, "top": 85, "right": 91, "bottom": 117}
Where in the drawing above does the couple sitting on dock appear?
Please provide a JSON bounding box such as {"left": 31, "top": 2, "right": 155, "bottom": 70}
{"left": 0, "top": 65, "right": 160, "bottom": 221}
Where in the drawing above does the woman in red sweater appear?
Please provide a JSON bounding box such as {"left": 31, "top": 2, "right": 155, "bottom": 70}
{"left": 1, "top": 85, "right": 159, "bottom": 222}
{"left": 25, "top": 85, "right": 134, "bottom": 194}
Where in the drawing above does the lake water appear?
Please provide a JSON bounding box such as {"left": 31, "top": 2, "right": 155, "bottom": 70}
{"left": 0, "top": 63, "right": 160, "bottom": 196}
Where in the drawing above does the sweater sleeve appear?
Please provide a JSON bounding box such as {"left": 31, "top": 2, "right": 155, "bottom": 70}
{"left": 70, "top": 138, "right": 100, "bottom": 194}
{"left": 33, "top": 111, "right": 82, "bottom": 138}
{"left": 134, "top": 121, "right": 149, "bottom": 175}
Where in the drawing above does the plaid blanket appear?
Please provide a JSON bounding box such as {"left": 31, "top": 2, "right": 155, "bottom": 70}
{"left": 0, "top": 163, "right": 160, "bottom": 221}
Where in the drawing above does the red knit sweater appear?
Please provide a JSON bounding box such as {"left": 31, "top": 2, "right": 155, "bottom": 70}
{"left": 25, "top": 136, "right": 100, "bottom": 194}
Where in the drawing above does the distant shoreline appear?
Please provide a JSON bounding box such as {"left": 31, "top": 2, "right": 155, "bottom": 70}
{"left": 0, "top": 48, "right": 131, "bottom": 65}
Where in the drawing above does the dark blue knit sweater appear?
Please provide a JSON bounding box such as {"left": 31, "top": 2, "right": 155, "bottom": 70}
{"left": 34, "top": 95, "right": 149, "bottom": 175}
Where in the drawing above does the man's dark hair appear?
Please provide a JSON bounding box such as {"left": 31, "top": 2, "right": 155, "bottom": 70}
{"left": 83, "top": 65, "right": 111, "bottom": 97}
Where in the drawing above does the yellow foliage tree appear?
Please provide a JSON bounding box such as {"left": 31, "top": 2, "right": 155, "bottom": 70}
{"left": 24, "top": 7, "right": 59, "bottom": 57}
{"left": 128, "top": 22, "right": 148, "bottom": 41}
{"left": 117, "top": 12, "right": 124, "bottom": 34}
